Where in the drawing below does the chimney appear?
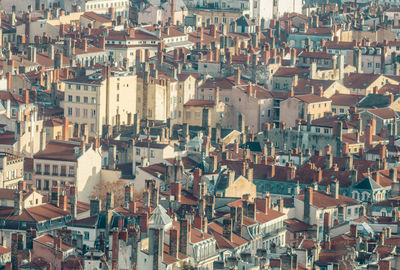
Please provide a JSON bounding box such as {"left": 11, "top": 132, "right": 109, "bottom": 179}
{"left": 331, "top": 179, "right": 339, "bottom": 199}
{"left": 69, "top": 186, "right": 78, "bottom": 219}
{"left": 171, "top": 182, "right": 182, "bottom": 202}
{"left": 390, "top": 168, "right": 398, "bottom": 182}
{"left": 99, "top": 36, "right": 106, "bottom": 50}
{"left": 234, "top": 68, "right": 241, "bottom": 84}
{"left": 179, "top": 219, "right": 190, "bottom": 254}
{"left": 350, "top": 224, "right": 358, "bottom": 238}
{"left": 124, "top": 184, "right": 134, "bottom": 206}
{"left": 18, "top": 181, "right": 26, "bottom": 191}
{"left": 106, "top": 192, "right": 114, "bottom": 210}
{"left": 222, "top": 218, "right": 232, "bottom": 241}
{"left": 14, "top": 191, "right": 23, "bottom": 216}
{"left": 141, "top": 213, "right": 148, "bottom": 233}
{"left": 51, "top": 186, "right": 60, "bottom": 207}
{"left": 170, "top": 229, "right": 179, "bottom": 258}
{"left": 235, "top": 206, "right": 243, "bottom": 234}
{"left": 171, "top": 0, "right": 175, "bottom": 24}
{"left": 62, "top": 117, "right": 69, "bottom": 140}
{"left": 59, "top": 192, "right": 67, "bottom": 211}
{"left": 255, "top": 198, "right": 268, "bottom": 213}
{"left": 112, "top": 230, "right": 119, "bottom": 267}
{"left": 304, "top": 188, "right": 313, "bottom": 224}
{"left": 365, "top": 124, "right": 373, "bottom": 149}
{"left": 90, "top": 198, "right": 101, "bottom": 216}
{"left": 82, "top": 39, "right": 88, "bottom": 52}
{"left": 247, "top": 203, "right": 256, "bottom": 219}
{"left": 24, "top": 90, "right": 29, "bottom": 104}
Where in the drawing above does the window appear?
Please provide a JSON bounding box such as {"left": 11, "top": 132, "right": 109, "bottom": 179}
{"left": 84, "top": 232, "right": 90, "bottom": 240}
{"left": 376, "top": 63, "right": 380, "bottom": 68}
{"left": 75, "top": 108, "right": 80, "bottom": 117}
{"left": 61, "top": 166, "right": 66, "bottom": 176}
{"left": 68, "top": 107, "right": 72, "bottom": 116}
{"left": 77, "top": 85, "right": 81, "bottom": 90}
{"left": 84, "top": 86, "right": 88, "bottom": 91}
{"left": 150, "top": 150, "right": 155, "bottom": 158}
{"left": 186, "top": 111, "right": 191, "bottom": 120}
{"left": 117, "top": 94, "right": 119, "bottom": 102}
{"left": 83, "top": 109, "right": 88, "bottom": 118}
{"left": 36, "top": 179, "right": 41, "bottom": 190}
{"left": 225, "top": 97, "right": 229, "bottom": 102}
{"left": 69, "top": 167, "right": 75, "bottom": 177}
{"left": 315, "top": 128, "right": 320, "bottom": 133}
{"left": 136, "top": 148, "right": 140, "bottom": 155}
{"left": 347, "top": 208, "right": 351, "bottom": 215}
{"left": 76, "top": 96, "right": 80, "bottom": 102}
{"left": 91, "top": 98, "right": 96, "bottom": 104}
{"left": 44, "top": 165, "right": 50, "bottom": 175}
{"left": 340, "top": 108, "right": 345, "bottom": 113}
{"left": 36, "top": 164, "right": 42, "bottom": 174}
{"left": 84, "top": 97, "right": 88, "bottom": 103}
{"left": 92, "top": 86, "right": 97, "bottom": 91}
{"left": 52, "top": 165, "right": 58, "bottom": 176}
{"left": 44, "top": 180, "right": 49, "bottom": 190}
{"left": 195, "top": 111, "right": 201, "bottom": 120}
{"left": 68, "top": 95, "right": 72, "bottom": 102}
{"left": 367, "top": 62, "right": 372, "bottom": 68}
{"left": 91, "top": 109, "right": 96, "bottom": 118}
{"left": 324, "top": 128, "right": 329, "bottom": 134}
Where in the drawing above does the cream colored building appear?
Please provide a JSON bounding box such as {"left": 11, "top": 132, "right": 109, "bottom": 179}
{"left": 63, "top": 68, "right": 137, "bottom": 137}
{"left": 183, "top": 99, "right": 229, "bottom": 128}
{"left": 280, "top": 94, "right": 332, "bottom": 128}
{"left": 0, "top": 152, "right": 24, "bottom": 189}
{"left": 33, "top": 140, "right": 102, "bottom": 202}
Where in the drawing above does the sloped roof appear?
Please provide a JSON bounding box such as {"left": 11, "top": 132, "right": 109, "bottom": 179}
{"left": 353, "top": 176, "right": 382, "bottom": 190}
{"left": 148, "top": 205, "right": 172, "bottom": 227}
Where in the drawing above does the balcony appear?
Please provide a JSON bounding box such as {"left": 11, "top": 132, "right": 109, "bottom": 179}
{"left": 43, "top": 172, "right": 50, "bottom": 176}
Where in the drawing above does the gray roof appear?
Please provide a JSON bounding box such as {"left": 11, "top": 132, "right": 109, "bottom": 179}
{"left": 353, "top": 176, "right": 382, "bottom": 190}
{"left": 148, "top": 205, "right": 172, "bottom": 229}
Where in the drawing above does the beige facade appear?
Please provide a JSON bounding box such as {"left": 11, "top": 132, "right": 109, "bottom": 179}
{"left": 280, "top": 95, "right": 332, "bottom": 128}
{"left": 63, "top": 69, "right": 137, "bottom": 137}
{"left": 183, "top": 100, "right": 229, "bottom": 128}
{"left": 33, "top": 140, "right": 102, "bottom": 202}
{"left": 0, "top": 153, "right": 24, "bottom": 189}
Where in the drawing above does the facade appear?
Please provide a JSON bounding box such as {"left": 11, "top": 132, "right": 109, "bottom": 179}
{"left": 33, "top": 140, "right": 102, "bottom": 202}
{"left": 63, "top": 68, "right": 137, "bottom": 137}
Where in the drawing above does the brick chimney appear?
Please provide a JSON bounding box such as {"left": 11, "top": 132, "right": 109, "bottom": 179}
{"left": 171, "top": 182, "right": 181, "bottom": 202}
{"left": 99, "top": 36, "right": 105, "bottom": 50}
{"left": 112, "top": 230, "right": 119, "bottom": 267}
{"left": 350, "top": 224, "right": 358, "bottom": 238}
{"left": 124, "top": 184, "right": 134, "bottom": 206}
{"left": 365, "top": 124, "right": 373, "bottom": 149}
{"left": 62, "top": 117, "right": 69, "bottom": 141}
{"left": 59, "top": 192, "right": 67, "bottom": 211}
{"left": 82, "top": 39, "right": 88, "bottom": 52}
{"left": 18, "top": 181, "right": 26, "bottom": 191}
{"left": 179, "top": 219, "right": 190, "bottom": 254}
{"left": 51, "top": 186, "right": 60, "bottom": 207}
{"left": 24, "top": 90, "right": 29, "bottom": 104}
{"left": 255, "top": 198, "right": 268, "bottom": 214}
{"left": 222, "top": 218, "right": 232, "bottom": 241}
{"left": 141, "top": 213, "right": 148, "bottom": 233}
{"left": 14, "top": 191, "right": 23, "bottom": 216}
{"left": 170, "top": 229, "right": 179, "bottom": 258}
{"left": 304, "top": 188, "right": 313, "bottom": 224}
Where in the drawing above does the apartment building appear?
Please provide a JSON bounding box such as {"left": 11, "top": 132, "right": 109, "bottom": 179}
{"left": 63, "top": 67, "right": 137, "bottom": 137}
{"left": 0, "top": 91, "right": 46, "bottom": 157}
{"left": 33, "top": 140, "right": 101, "bottom": 202}
{"left": 280, "top": 94, "right": 332, "bottom": 128}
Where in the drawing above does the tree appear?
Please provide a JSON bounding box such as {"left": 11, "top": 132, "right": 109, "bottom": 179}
{"left": 89, "top": 179, "right": 141, "bottom": 209}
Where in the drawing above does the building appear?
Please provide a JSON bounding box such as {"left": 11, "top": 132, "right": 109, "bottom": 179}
{"left": 63, "top": 67, "right": 137, "bottom": 137}
{"left": 33, "top": 140, "right": 102, "bottom": 202}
